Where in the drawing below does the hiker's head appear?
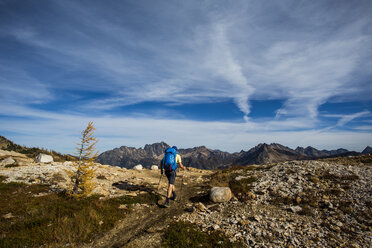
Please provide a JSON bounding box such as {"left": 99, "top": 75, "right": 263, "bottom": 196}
{"left": 172, "top": 146, "right": 178, "bottom": 151}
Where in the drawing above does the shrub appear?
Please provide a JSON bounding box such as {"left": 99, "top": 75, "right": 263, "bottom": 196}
{"left": 68, "top": 121, "right": 98, "bottom": 198}
{"left": 229, "top": 177, "right": 257, "bottom": 201}
{"left": 4, "top": 164, "right": 19, "bottom": 168}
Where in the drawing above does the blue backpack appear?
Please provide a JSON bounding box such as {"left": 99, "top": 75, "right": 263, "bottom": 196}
{"left": 162, "top": 147, "right": 177, "bottom": 172}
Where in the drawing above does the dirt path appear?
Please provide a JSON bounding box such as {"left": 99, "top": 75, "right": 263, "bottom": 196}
{"left": 80, "top": 169, "right": 211, "bottom": 248}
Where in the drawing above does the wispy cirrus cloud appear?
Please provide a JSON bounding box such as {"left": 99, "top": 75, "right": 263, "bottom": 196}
{"left": 0, "top": 65, "right": 53, "bottom": 104}
{"left": 322, "top": 110, "right": 371, "bottom": 127}
{"left": 2, "top": 1, "right": 370, "bottom": 115}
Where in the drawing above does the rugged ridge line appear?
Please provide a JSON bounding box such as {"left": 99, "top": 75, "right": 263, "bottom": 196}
{"left": 97, "top": 142, "right": 367, "bottom": 169}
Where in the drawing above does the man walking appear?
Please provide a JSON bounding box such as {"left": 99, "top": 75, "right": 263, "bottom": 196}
{"left": 160, "top": 146, "right": 186, "bottom": 207}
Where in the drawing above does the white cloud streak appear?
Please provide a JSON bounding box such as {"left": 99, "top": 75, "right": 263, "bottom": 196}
{"left": 322, "top": 111, "right": 371, "bottom": 127}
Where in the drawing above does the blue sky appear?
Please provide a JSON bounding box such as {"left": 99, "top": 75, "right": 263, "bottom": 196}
{"left": 0, "top": 0, "right": 372, "bottom": 153}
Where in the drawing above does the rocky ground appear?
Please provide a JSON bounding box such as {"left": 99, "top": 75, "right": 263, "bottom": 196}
{"left": 0, "top": 149, "right": 371, "bottom": 247}
{"left": 177, "top": 160, "right": 372, "bottom": 248}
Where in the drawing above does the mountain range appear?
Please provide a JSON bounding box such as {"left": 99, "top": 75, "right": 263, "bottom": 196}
{"left": 97, "top": 142, "right": 371, "bottom": 169}
{"left": 1, "top": 135, "right": 370, "bottom": 170}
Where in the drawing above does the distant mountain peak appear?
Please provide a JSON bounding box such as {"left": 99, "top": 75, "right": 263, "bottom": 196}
{"left": 362, "top": 146, "right": 372, "bottom": 154}
{"left": 143, "top": 142, "right": 169, "bottom": 156}
{"left": 234, "top": 142, "right": 306, "bottom": 166}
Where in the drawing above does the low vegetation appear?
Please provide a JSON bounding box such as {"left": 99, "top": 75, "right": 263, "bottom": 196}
{"left": 0, "top": 176, "right": 157, "bottom": 247}
{"left": 319, "top": 153, "right": 372, "bottom": 166}
{"left": 162, "top": 221, "right": 242, "bottom": 248}
{"left": 229, "top": 177, "right": 257, "bottom": 201}
{"left": 4, "top": 164, "right": 19, "bottom": 168}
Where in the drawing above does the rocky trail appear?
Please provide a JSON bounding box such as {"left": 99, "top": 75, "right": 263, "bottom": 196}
{"left": 82, "top": 172, "right": 210, "bottom": 248}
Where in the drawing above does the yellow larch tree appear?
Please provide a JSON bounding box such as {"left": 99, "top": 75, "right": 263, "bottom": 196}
{"left": 69, "top": 121, "right": 98, "bottom": 198}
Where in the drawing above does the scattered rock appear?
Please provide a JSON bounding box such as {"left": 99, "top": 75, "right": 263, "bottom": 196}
{"left": 92, "top": 187, "right": 110, "bottom": 196}
{"left": 15, "top": 161, "right": 27, "bottom": 166}
{"left": 127, "top": 192, "right": 138, "bottom": 197}
{"left": 119, "top": 204, "right": 128, "bottom": 210}
{"left": 151, "top": 165, "right": 158, "bottom": 170}
{"left": 207, "top": 204, "right": 220, "bottom": 212}
{"left": 336, "top": 221, "right": 343, "bottom": 227}
{"left": 248, "top": 215, "right": 261, "bottom": 222}
{"left": 194, "top": 202, "right": 207, "bottom": 212}
{"left": 2, "top": 213, "right": 14, "bottom": 219}
{"left": 63, "top": 161, "right": 74, "bottom": 166}
{"left": 232, "top": 195, "right": 239, "bottom": 201}
{"left": 247, "top": 192, "right": 256, "bottom": 200}
{"left": 289, "top": 206, "right": 303, "bottom": 213}
{"left": 35, "top": 153, "right": 53, "bottom": 163}
{"left": 34, "top": 192, "right": 50, "bottom": 197}
{"left": 235, "top": 175, "right": 249, "bottom": 181}
{"left": 210, "top": 187, "right": 232, "bottom": 203}
{"left": 238, "top": 220, "right": 249, "bottom": 226}
{"left": 213, "top": 224, "right": 220, "bottom": 230}
{"left": 133, "top": 164, "right": 143, "bottom": 170}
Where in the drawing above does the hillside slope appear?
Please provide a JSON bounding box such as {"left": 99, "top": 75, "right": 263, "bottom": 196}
{"left": 0, "top": 135, "right": 73, "bottom": 162}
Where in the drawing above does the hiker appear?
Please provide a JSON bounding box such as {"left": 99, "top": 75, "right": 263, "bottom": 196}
{"left": 160, "top": 146, "right": 186, "bottom": 207}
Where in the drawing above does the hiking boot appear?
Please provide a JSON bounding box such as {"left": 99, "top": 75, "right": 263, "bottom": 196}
{"left": 171, "top": 192, "right": 177, "bottom": 201}
{"left": 164, "top": 201, "right": 170, "bottom": 208}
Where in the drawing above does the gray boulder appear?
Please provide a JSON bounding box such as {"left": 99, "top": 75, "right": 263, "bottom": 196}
{"left": 0, "top": 157, "right": 16, "bottom": 166}
{"left": 210, "top": 187, "right": 232, "bottom": 203}
{"left": 35, "top": 153, "right": 54, "bottom": 163}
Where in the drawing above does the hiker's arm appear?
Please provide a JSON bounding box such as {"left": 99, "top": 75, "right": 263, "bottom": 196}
{"left": 179, "top": 162, "right": 186, "bottom": 171}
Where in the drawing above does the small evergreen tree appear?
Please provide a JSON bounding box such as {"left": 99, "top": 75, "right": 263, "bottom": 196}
{"left": 69, "top": 121, "right": 98, "bottom": 198}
